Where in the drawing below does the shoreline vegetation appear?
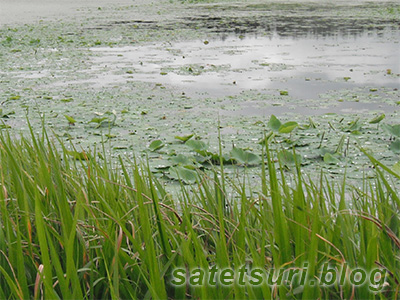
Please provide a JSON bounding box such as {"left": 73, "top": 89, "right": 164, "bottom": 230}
{"left": 0, "top": 126, "right": 398, "bottom": 299}
{"left": 1, "top": 1, "right": 399, "bottom": 299}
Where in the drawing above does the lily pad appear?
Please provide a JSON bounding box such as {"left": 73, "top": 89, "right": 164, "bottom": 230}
{"left": 148, "top": 140, "right": 164, "bottom": 152}
{"left": 382, "top": 124, "right": 400, "bottom": 137}
{"left": 278, "top": 149, "right": 302, "bottom": 166}
{"left": 389, "top": 140, "right": 400, "bottom": 154}
{"left": 323, "top": 153, "right": 341, "bottom": 165}
{"left": 230, "top": 147, "right": 261, "bottom": 165}
{"left": 168, "top": 166, "right": 198, "bottom": 184}
{"left": 170, "top": 154, "right": 193, "bottom": 166}
{"left": 185, "top": 140, "right": 208, "bottom": 153}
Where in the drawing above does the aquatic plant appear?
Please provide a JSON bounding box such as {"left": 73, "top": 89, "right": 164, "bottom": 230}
{"left": 0, "top": 127, "right": 398, "bottom": 299}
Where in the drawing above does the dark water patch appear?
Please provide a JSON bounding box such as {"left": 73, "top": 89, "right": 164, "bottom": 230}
{"left": 77, "top": 2, "right": 400, "bottom": 41}
{"left": 179, "top": 14, "right": 399, "bottom": 38}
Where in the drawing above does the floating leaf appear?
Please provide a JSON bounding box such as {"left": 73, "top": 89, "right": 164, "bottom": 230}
{"left": 148, "top": 140, "right": 164, "bottom": 152}
{"left": 344, "top": 118, "right": 361, "bottom": 132}
{"left": 174, "top": 134, "right": 194, "bottom": 143}
{"left": 389, "top": 140, "right": 400, "bottom": 154}
{"left": 279, "top": 90, "right": 289, "bottom": 96}
{"left": 279, "top": 121, "right": 298, "bottom": 134}
{"left": 89, "top": 117, "right": 108, "bottom": 124}
{"left": 369, "top": 114, "right": 385, "bottom": 124}
{"left": 268, "top": 115, "right": 281, "bottom": 132}
{"left": 168, "top": 166, "right": 198, "bottom": 184}
{"left": 61, "top": 98, "right": 73, "bottom": 102}
{"left": 230, "top": 147, "right": 261, "bottom": 165}
{"left": 324, "top": 153, "right": 340, "bottom": 165}
{"left": 170, "top": 154, "right": 192, "bottom": 166}
{"left": 185, "top": 140, "right": 208, "bottom": 153}
{"left": 382, "top": 124, "right": 400, "bottom": 137}
{"left": 64, "top": 115, "right": 76, "bottom": 125}
{"left": 278, "top": 149, "right": 301, "bottom": 166}
{"left": 9, "top": 95, "right": 21, "bottom": 100}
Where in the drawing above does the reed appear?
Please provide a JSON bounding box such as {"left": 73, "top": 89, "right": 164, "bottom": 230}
{"left": 0, "top": 127, "right": 398, "bottom": 299}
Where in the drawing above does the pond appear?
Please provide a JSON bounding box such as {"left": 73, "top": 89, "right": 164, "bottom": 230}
{"left": 0, "top": 0, "right": 399, "bottom": 188}
{"left": 89, "top": 28, "right": 399, "bottom": 115}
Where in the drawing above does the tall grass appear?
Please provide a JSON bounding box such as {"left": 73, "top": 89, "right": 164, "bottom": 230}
{"left": 0, "top": 127, "right": 399, "bottom": 299}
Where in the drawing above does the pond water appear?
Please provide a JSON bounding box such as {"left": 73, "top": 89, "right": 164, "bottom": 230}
{"left": 89, "top": 28, "right": 399, "bottom": 115}
{"left": 0, "top": 0, "right": 132, "bottom": 25}
{"left": 0, "top": 0, "right": 399, "bottom": 188}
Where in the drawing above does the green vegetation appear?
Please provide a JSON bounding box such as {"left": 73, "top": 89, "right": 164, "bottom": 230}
{"left": 0, "top": 126, "right": 399, "bottom": 299}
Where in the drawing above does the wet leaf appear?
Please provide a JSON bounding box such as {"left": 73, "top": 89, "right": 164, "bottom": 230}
{"left": 148, "top": 140, "right": 164, "bottom": 152}
{"left": 279, "top": 121, "right": 298, "bottom": 134}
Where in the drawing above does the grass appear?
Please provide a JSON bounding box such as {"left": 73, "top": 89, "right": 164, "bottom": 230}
{"left": 0, "top": 126, "right": 399, "bottom": 299}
